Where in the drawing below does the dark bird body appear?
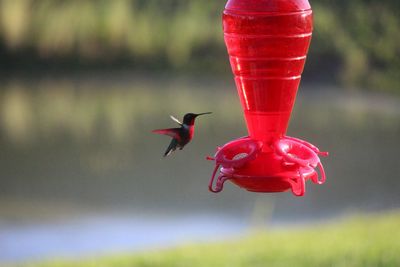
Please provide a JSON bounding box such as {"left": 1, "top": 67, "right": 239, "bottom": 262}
{"left": 152, "top": 112, "right": 212, "bottom": 156}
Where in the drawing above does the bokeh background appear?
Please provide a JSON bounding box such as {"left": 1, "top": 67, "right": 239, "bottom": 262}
{"left": 0, "top": 0, "right": 399, "bottom": 265}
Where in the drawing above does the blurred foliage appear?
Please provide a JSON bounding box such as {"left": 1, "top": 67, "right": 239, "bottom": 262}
{"left": 0, "top": 0, "right": 399, "bottom": 92}
{"left": 312, "top": 0, "right": 400, "bottom": 93}
{"left": 26, "top": 211, "right": 400, "bottom": 267}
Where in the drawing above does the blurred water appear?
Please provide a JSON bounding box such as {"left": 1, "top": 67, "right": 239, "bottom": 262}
{"left": 0, "top": 213, "right": 247, "bottom": 263}
{"left": 0, "top": 75, "right": 399, "bottom": 263}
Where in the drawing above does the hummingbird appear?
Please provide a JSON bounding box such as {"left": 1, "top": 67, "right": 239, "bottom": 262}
{"left": 152, "top": 112, "right": 212, "bottom": 157}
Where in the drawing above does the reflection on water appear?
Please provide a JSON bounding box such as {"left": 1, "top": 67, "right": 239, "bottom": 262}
{"left": 0, "top": 77, "right": 240, "bottom": 145}
{"left": 0, "top": 76, "right": 399, "bottom": 263}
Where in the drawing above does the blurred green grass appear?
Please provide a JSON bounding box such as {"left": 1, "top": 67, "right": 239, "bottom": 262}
{"left": 23, "top": 211, "right": 400, "bottom": 267}
{"left": 0, "top": 0, "right": 399, "bottom": 92}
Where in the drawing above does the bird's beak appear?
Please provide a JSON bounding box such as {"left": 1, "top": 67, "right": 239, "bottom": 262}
{"left": 195, "top": 112, "right": 212, "bottom": 117}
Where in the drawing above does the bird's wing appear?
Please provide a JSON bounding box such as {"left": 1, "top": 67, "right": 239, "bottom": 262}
{"left": 170, "top": 115, "right": 182, "bottom": 125}
{"left": 152, "top": 128, "right": 181, "bottom": 141}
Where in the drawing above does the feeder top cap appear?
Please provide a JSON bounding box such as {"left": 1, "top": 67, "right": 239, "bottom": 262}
{"left": 225, "top": 0, "right": 311, "bottom": 13}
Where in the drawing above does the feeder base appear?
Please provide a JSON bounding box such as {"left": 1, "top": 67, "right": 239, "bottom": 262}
{"left": 208, "top": 136, "right": 327, "bottom": 196}
{"left": 220, "top": 152, "right": 315, "bottom": 195}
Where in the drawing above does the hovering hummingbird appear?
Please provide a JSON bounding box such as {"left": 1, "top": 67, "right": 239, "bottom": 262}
{"left": 152, "top": 112, "right": 212, "bottom": 157}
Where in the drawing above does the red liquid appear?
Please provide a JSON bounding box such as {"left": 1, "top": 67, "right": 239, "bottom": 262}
{"left": 208, "top": 0, "right": 327, "bottom": 196}
{"left": 223, "top": 0, "right": 313, "bottom": 143}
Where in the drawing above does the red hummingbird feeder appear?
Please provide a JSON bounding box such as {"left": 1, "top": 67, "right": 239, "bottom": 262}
{"left": 208, "top": 0, "right": 328, "bottom": 196}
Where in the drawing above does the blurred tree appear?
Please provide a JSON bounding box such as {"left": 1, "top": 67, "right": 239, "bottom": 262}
{"left": 0, "top": 0, "right": 399, "bottom": 92}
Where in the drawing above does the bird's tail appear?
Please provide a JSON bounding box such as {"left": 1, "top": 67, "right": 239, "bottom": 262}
{"left": 164, "top": 139, "right": 178, "bottom": 157}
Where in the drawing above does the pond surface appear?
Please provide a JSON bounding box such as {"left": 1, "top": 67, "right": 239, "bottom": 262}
{"left": 0, "top": 75, "right": 399, "bottom": 264}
